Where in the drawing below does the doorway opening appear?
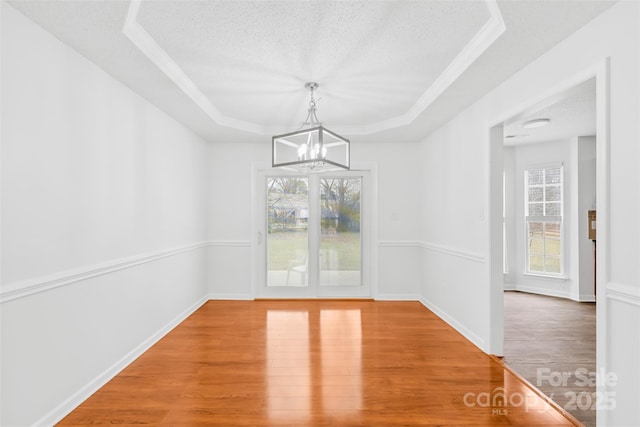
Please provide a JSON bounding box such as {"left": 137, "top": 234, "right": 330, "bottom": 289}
{"left": 489, "top": 66, "right": 608, "bottom": 427}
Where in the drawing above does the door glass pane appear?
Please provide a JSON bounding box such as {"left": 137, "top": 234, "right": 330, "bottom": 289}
{"left": 319, "top": 178, "right": 362, "bottom": 286}
{"left": 267, "top": 177, "right": 309, "bottom": 287}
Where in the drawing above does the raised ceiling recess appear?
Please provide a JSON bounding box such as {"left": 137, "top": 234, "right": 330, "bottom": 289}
{"left": 124, "top": 0, "right": 505, "bottom": 136}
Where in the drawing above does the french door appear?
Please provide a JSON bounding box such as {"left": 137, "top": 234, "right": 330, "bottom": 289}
{"left": 257, "top": 171, "right": 370, "bottom": 298}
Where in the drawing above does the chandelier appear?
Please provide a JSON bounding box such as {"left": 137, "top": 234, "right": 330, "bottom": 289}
{"left": 272, "top": 82, "right": 350, "bottom": 172}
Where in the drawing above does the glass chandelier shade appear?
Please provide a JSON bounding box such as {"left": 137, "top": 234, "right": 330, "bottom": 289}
{"left": 272, "top": 82, "right": 350, "bottom": 172}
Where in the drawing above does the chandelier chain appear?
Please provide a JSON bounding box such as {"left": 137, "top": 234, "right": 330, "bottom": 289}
{"left": 299, "top": 82, "right": 321, "bottom": 129}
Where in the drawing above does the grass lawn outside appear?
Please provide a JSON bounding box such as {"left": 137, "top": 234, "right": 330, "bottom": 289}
{"left": 267, "top": 231, "right": 361, "bottom": 271}
{"left": 528, "top": 238, "right": 561, "bottom": 273}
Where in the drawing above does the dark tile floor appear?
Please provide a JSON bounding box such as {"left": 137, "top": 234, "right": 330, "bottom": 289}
{"left": 503, "top": 291, "right": 596, "bottom": 427}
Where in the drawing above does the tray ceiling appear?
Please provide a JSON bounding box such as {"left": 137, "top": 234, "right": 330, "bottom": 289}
{"left": 132, "top": 0, "right": 496, "bottom": 133}
{"left": 7, "top": 0, "right": 615, "bottom": 143}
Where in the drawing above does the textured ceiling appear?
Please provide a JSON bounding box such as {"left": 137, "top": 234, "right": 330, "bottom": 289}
{"left": 7, "top": 0, "right": 615, "bottom": 143}
{"left": 137, "top": 1, "right": 490, "bottom": 130}
{"left": 504, "top": 78, "right": 596, "bottom": 146}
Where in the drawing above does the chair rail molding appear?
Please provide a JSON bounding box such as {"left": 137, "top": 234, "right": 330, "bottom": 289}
{"left": 606, "top": 282, "right": 640, "bottom": 307}
{"left": 207, "top": 240, "right": 251, "bottom": 247}
{"left": 419, "top": 241, "right": 485, "bottom": 264}
{"left": 0, "top": 241, "right": 210, "bottom": 304}
{"left": 378, "top": 240, "right": 422, "bottom": 248}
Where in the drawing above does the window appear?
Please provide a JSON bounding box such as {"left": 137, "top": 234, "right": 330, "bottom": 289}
{"left": 525, "top": 166, "right": 563, "bottom": 275}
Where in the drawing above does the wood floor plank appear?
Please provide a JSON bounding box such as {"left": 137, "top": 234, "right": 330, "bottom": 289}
{"left": 504, "top": 291, "right": 595, "bottom": 427}
{"left": 58, "top": 300, "right": 577, "bottom": 426}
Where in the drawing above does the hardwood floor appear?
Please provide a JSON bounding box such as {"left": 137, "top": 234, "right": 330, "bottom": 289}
{"left": 503, "top": 291, "right": 596, "bottom": 427}
{"left": 59, "top": 300, "right": 577, "bottom": 426}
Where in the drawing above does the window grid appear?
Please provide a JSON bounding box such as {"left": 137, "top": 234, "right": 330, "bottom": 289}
{"left": 525, "top": 167, "right": 563, "bottom": 275}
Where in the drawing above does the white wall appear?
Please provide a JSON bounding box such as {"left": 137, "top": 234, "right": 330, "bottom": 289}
{"left": 1, "top": 4, "right": 209, "bottom": 425}
{"left": 3, "top": 1, "right": 639, "bottom": 426}
{"left": 417, "top": 121, "right": 488, "bottom": 348}
{"left": 419, "top": 2, "right": 639, "bottom": 425}
{"left": 207, "top": 142, "right": 263, "bottom": 299}
{"left": 574, "top": 136, "right": 597, "bottom": 300}
{"left": 207, "top": 141, "right": 422, "bottom": 300}
{"left": 503, "top": 138, "right": 596, "bottom": 301}
{"left": 360, "top": 142, "right": 422, "bottom": 299}
{"left": 504, "top": 146, "right": 517, "bottom": 287}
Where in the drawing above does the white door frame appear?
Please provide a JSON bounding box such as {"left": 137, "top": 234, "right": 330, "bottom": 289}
{"left": 487, "top": 59, "right": 609, "bottom": 424}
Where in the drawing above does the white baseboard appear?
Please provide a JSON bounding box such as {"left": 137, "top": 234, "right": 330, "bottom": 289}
{"left": 508, "top": 284, "right": 572, "bottom": 300}
{"left": 375, "top": 293, "right": 420, "bottom": 301}
{"left": 35, "top": 296, "right": 208, "bottom": 427}
{"left": 508, "top": 285, "right": 597, "bottom": 303}
{"left": 208, "top": 293, "right": 254, "bottom": 300}
{"left": 576, "top": 294, "right": 596, "bottom": 302}
{"left": 207, "top": 294, "right": 422, "bottom": 301}
{"left": 207, "top": 294, "right": 423, "bottom": 301}
{"left": 504, "top": 283, "right": 517, "bottom": 291}
{"left": 418, "top": 296, "right": 486, "bottom": 353}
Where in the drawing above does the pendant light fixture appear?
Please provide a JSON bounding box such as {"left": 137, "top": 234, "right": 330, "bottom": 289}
{"left": 272, "top": 82, "right": 350, "bottom": 172}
